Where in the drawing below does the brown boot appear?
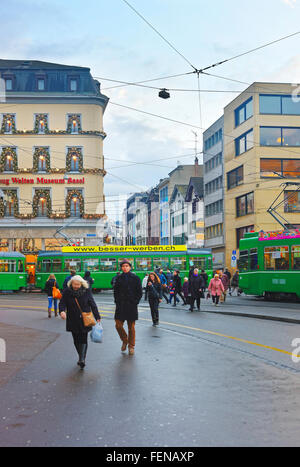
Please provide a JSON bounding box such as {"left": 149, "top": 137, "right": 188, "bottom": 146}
{"left": 48, "top": 308, "right": 51, "bottom": 318}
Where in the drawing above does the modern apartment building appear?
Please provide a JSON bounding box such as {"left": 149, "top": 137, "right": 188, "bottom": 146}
{"left": 0, "top": 59, "right": 108, "bottom": 252}
{"left": 203, "top": 116, "right": 225, "bottom": 268}
{"left": 223, "top": 82, "right": 300, "bottom": 268}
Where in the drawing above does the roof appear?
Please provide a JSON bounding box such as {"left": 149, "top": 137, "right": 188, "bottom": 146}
{"left": 0, "top": 251, "right": 25, "bottom": 258}
{"left": 0, "top": 59, "right": 89, "bottom": 71}
{"left": 185, "top": 177, "right": 204, "bottom": 202}
{"left": 169, "top": 184, "right": 189, "bottom": 204}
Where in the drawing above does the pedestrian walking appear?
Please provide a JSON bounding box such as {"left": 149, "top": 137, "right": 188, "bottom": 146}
{"left": 200, "top": 269, "right": 208, "bottom": 294}
{"left": 142, "top": 273, "right": 149, "bottom": 301}
{"left": 208, "top": 274, "right": 224, "bottom": 307}
{"left": 44, "top": 274, "right": 59, "bottom": 318}
{"left": 59, "top": 275, "right": 101, "bottom": 369}
{"left": 169, "top": 279, "right": 179, "bottom": 305}
{"left": 83, "top": 270, "right": 94, "bottom": 289}
{"left": 224, "top": 268, "right": 232, "bottom": 295}
{"left": 158, "top": 268, "right": 169, "bottom": 304}
{"left": 146, "top": 272, "right": 162, "bottom": 326}
{"left": 220, "top": 271, "right": 229, "bottom": 303}
{"left": 165, "top": 269, "right": 172, "bottom": 286}
{"left": 189, "top": 268, "right": 205, "bottom": 312}
{"left": 114, "top": 259, "right": 143, "bottom": 356}
{"left": 62, "top": 269, "right": 76, "bottom": 290}
{"left": 182, "top": 277, "right": 190, "bottom": 304}
{"left": 172, "top": 270, "right": 186, "bottom": 306}
{"left": 230, "top": 270, "right": 240, "bottom": 296}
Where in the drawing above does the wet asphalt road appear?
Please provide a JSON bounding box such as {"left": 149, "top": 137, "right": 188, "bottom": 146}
{"left": 0, "top": 292, "right": 300, "bottom": 447}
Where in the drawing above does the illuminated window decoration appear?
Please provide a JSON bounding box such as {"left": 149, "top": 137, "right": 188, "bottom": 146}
{"left": 65, "top": 190, "right": 84, "bottom": 217}
{"left": 67, "top": 114, "right": 82, "bottom": 134}
{"left": 1, "top": 114, "right": 16, "bottom": 134}
{"left": 0, "top": 147, "right": 18, "bottom": 172}
{"left": 32, "top": 147, "right": 50, "bottom": 173}
{"left": 0, "top": 190, "right": 19, "bottom": 218}
{"left": 32, "top": 189, "right": 52, "bottom": 217}
{"left": 66, "top": 147, "right": 83, "bottom": 172}
{"left": 34, "top": 114, "right": 49, "bottom": 134}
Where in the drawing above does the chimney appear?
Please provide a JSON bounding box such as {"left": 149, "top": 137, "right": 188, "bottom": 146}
{"left": 194, "top": 157, "right": 199, "bottom": 176}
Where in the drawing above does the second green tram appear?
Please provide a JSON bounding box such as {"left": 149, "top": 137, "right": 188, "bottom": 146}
{"left": 35, "top": 249, "right": 213, "bottom": 290}
{"left": 238, "top": 231, "right": 300, "bottom": 300}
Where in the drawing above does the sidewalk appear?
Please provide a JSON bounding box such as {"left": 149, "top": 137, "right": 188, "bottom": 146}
{"left": 142, "top": 295, "right": 300, "bottom": 324}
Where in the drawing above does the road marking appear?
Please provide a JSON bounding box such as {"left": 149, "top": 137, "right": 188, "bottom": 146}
{"left": 0, "top": 304, "right": 293, "bottom": 357}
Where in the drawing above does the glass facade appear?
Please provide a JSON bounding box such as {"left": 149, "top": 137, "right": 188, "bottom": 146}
{"left": 260, "top": 94, "right": 300, "bottom": 115}
{"left": 260, "top": 127, "right": 300, "bottom": 146}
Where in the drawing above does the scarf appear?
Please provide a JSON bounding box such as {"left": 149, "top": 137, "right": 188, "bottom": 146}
{"left": 69, "top": 286, "right": 86, "bottom": 298}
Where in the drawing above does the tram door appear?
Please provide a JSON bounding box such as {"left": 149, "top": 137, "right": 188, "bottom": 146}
{"left": 25, "top": 255, "right": 37, "bottom": 284}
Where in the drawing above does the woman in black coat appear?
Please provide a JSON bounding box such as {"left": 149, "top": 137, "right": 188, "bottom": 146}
{"left": 146, "top": 272, "right": 162, "bottom": 326}
{"left": 83, "top": 270, "right": 95, "bottom": 289}
{"left": 113, "top": 260, "right": 143, "bottom": 355}
{"left": 189, "top": 268, "right": 205, "bottom": 312}
{"left": 59, "top": 275, "right": 101, "bottom": 369}
{"left": 172, "top": 270, "right": 186, "bottom": 306}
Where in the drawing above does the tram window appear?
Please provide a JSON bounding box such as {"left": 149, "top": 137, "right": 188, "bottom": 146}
{"left": 153, "top": 257, "right": 169, "bottom": 271}
{"left": 64, "top": 258, "right": 81, "bottom": 272}
{"left": 264, "top": 246, "right": 289, "bottom": 271}
{"left": 37, "top": 262, "right": 41, "bottom": 272}
{"left": 136, "top": 257, "right": 152, "bottom": 271}
{"left": 83, "top": 259, "right": 99, "bottom": 272}
{"left": 292, "top": 246, "right": 300, "bottom": 270}
{"left": 170, "top": 257, "right": 186, "bottom": 271}
{"left": 0, "top": 260, "right": 16, "bottom": 272}
{"left": 50, "top": 259, "right": 61, "bottom": 272}
{"left": 118, "top": 258, "right": 134, "bottom": 270}
{"left": 100, "top": 258, "right": 117, "bottom": 272}
{"left": 238, "top": 250, "right": 249, "bottom": 272}
{"left": 42, "top": 259, "right": 51, "bottom": 273}
{"left": 18, "top": 261, "right": 24, "bottom": 272}
{"left": 250, "top": 248, "right": 258, "bottom": 270}
{"left": 189, "top": 257, "right": 205, "bottom": 270}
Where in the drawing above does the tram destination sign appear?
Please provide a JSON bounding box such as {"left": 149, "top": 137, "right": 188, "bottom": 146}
{"left": 259, "top": 229, "right": 300, "bottom": 241}
{"left": 62, "top": 245, "right": 188, "bottom": 253}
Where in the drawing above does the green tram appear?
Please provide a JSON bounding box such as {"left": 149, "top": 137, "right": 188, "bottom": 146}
{"left": 0, "top": 252, "right": 27, "bottom": 291}
{"left": 238, "top": 230, "right": 300, "bottom": 300}
{"left": 35, "top": 248, "right": 213, "bottom": 291}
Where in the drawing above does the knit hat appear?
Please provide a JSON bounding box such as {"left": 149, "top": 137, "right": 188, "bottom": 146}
{"left": 120, "top": 259, "right": 132, "bottom": 267}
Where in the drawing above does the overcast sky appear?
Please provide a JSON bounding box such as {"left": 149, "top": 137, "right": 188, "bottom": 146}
{"left": 1, "top": 0, "right": 300, "bottom": 220}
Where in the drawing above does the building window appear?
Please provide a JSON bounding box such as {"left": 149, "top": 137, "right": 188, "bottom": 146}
{"left": 5, "top": 79, "right": 13, "bottom": 91}
{"left": 205, "top": 176, "right": 223, "bottom": 195}
{"left": 1, "top": 114, "right": 16, "bottom": 134}
{"left": 37, "top": 78, "right": 45, "bottom": 91}
{"left": 66, "top": 189, "right": 84, "bottom": 217}
{"left": 204, "top": 129, "right": 223, "bottom": 151}
{"left": 33, "top": 147, "right": 50, "bottom": 173}
{"left": 236, "top": 192, "right": 254, "bottom": 217}
{"left": 260, "top": 126, "right": 300, "bottom": 147}
{"left": 0, "top": 147, "right": 17, "bottom": 172}
{"left": 69, "top": 78, "right": 78, "bottom": 92}
{"left": 235, "top": 98, "right": 253, "bottom": 127}
{"left": 66, "top": 147, "right": 83, "bottom": 172}
{"left": 284, "top": 191, "right": 300, "bottom": 213}
{"left": 260, "top": 94, "right": 300, "bottom": 115}
{"left": 260, "top": 158, "right": 300, "bottom": 178}
{"left": 33, "top": 190, "right": 51, "bottom": 217}
{"left": 204, "top": 153, "right": 222, "bottom": 173}
{"left": 2, "top": 190, "right": 18, "bottom": 217}
{"left": 67, "top": 114, "right": 81, "bottom": 134}
{"left": 227, "top": 166, "right": 243, "bottom": 190}
{"left": 235, "top": 129, "right": 254, "bottom": 156}
{"left": 205, "top": 200, "right": 223, "bottom": 217}
{"left": 34, "top": 114, "right": 49, "bottom": 134}
{"left": 236, "top": 225, "right": 254, "bottom": 248}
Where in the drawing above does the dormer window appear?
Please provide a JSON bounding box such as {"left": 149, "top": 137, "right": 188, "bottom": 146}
{"left": 5, "top": 79, "right": 13, "bottom": 91}
{"left": 70, "top": 79, "right": 77, "bottom": 91}
{"left": 37, "top": 78, "right": 45, "bottom": 91}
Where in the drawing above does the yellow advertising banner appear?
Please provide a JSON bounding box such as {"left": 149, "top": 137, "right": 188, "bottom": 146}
{"left": 62, "top": 245, "right": 187, "bottom": 253}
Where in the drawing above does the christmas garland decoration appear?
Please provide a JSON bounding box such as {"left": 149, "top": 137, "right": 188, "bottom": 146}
{"left": 1, "top": 114, "right": 16, "bottom": 134}
{"left": 0, "top": 147, "right": 18, "bottom": 172}
{"left": 32, "top": 189, "right": 52, "bottom": 217}
{"left": 67, "top": 114, "right": 82, "bottom": 133}
{"left": 32, "top": 147, "right": 51, "bottom": 172}
{"left": 34, "top": 114, "right": 49, "bottom": 134}
{"left": 0, "top": 190, "right": 19, "bottom": 217}
{"left": 66, "top": 147, "right": 83, "bottom": 172}
{"left": 65, "top": 190, "right": 84, "bottom": 217}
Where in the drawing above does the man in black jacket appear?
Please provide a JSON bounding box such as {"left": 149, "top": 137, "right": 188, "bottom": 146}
{"left": 189, "top": 268, "right": 205, "bottom": 312}
{"left": 114, "top": 259, "right": 143, "bottom": 355}
{"left": 172, "top": 270, "right": 186, "bottom": 306}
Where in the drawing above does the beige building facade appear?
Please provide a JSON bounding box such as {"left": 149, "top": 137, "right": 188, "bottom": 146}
{"left": 224, "top": 82, "right": 300, "bottom": 269}
{"left": 0, "top": 60, "right": 108, "bottom": 252}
